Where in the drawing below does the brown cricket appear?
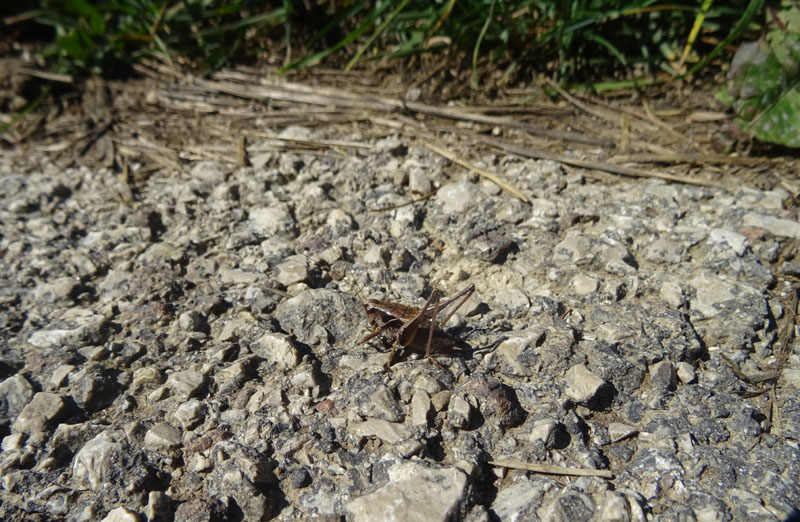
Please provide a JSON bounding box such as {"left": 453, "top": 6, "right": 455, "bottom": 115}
{"left": 358, "top": 284, "right": 475, "bottom": 369}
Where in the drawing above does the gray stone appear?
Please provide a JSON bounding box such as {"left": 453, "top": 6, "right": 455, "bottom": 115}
{"left": 659, "top": 280, "right": 685, "bottom": 308}
{"left": 553, "top": 234, "right": 593, "bottom": 266}
{"left": 205, "top": 441, "right": 276, "bottom": 520}
{"left": 12, "top": 392, "right": 67, "bottom": 433}
{"left": 139, "top": 242, "right": 185, "bottom": 264}
{"left": 71, "top": 367, "right": 118, "bottom": 412}
{"left": 587, "top": 301, "right": 704, "bottom": 363}
{"left": 601, "top": 492, "right": 643, "bottom": 521}
{"left": 461, "top": 377, "right": 523, "bottom": 430}
{"left": 2, "top": 433, "right": 26, "bottom": 451}
{"left": 50, "top": 365, "right": 74, "bottom": 388}
{"left": 166, "top": 370, "right": 206, "bottom": 398}
{"left": 218, "top": 267, "right": 262, "bottom": 285}
{"left": 496, "top": 288, "right": 531, "bottom": 317}
{"left": 144, "top": 491, "right": 171, "bottom": 522}
{"left": 389, "top": 207, "right": 416, "bottom": 238}
{"left": 363, "top": 244, "right": 388, "bottom": 266}
{"left": 274, "top": 288, "right": 362, "bottom": 347}
{"left": 215, "top": 357, "right": 257, "bottom": 386}
{"left": 174, "top": 499, "right": 228, "bottom": 522}
{"left": 354, "top": 383, "right": 404, "bottom": 423}
{"left": 72, "top": 430, "right": 149, "bottom": 491}
{"left": 649, "top": 361, "right": 677, "bottom": 390}
{"left": 174, "top": 399, "right": 207, "bottom": 431}
{"left": 782, "top": 368, "right": 800, "bottom": 388}
{"left": 689, "top": 273, "right": 764, "bottom": 319}
{"left": 431, "top": 390, "right": 452, "bottom": 412}
{"left": 133, "top": 367, "right": 163, "bottom": 387}
{"left": 252, "top": 332, "right": 300, "bottom": 369}
{"left": 346, "top": 461, "right": 468, "bottom": 522}
{"left": 540, "top": 491, "right": 597, "bottom": 521}
{"left": 643, "top": 238, "right": 683, "bottom": 264}
{"left": 177, "top": 310, "right": 205, "bottom": 332}
{"left": 494, "top": 329, "right": 545, "bottom": 378}
{"left": 0, "top": 374, "right": 35, "bottom": 418}
{"left": 290, "top": 467, "right": 312, "bottom": 488}
{"left": 248, "top": 204, "right": 297, "bottom": 238}
{"left": 145, "top": 422, "right": 182, "bottom": 451}
{"left": 599, "top": 240, "right": 637, "bottom": 275}
{"left": 216, "top": 312, "right": 260, "bottom": 342}
{"left": 33, "top": 276, "right": 80, "bottom": 303}
{"left": 447, "top": 392, "right": 475, "bottom": 429}
{"left": 275, "top": 254, "right": 309, "bottom": 286}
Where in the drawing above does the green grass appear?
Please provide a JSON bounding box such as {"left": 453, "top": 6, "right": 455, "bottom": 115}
{"left": 4, "top": 0, "right": 766, "bottom": 84}
{"left": 9, "top": 0, "right": 288, "bottom": 76}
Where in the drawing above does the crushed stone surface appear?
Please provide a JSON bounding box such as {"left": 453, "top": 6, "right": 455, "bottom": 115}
{"left": 1, "top": 127, "right": 799, "bottom": 521}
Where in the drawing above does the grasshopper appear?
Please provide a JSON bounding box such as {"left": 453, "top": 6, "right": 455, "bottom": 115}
{"left": 358, "top": 283, "right": 475, "bottom": 370}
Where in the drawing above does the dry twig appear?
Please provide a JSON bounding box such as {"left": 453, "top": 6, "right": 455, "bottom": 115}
{"left": 489, "top": 459, "right": 614, "bottom": 479}
{"left": 424, "top": 142, "right": 529, "bottom": 202}
{"left": 481, "top": 137, "right": 726, "bottom": 189}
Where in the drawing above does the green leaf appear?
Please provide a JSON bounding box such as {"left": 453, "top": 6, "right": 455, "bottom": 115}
{"left": 745, "top": 82, "right": 800, "bottom": 147}
{"left": 722, "top": 7, "right": 800, "bottom": 147}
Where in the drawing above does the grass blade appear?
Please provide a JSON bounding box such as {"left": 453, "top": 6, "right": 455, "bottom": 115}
{"left": 346, "top": 0, "right": 412, "bottom": 71}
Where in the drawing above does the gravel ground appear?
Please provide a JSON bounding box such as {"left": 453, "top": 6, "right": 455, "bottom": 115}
{"left": 1, "top": 126, "right": 799, "bottom": 521}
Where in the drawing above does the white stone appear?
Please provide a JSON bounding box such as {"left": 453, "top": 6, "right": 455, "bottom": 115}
{"left": 190, "top": 161, "right": 228, "bottom": 183}
{"left": 599, "top": 491, "right": 631, "bottom": 522}
{"left": 166, "top": 370, "right": 205, "bottom": 398}
{"left": 572, "top": 273, "right": 600, "bottom": 295}
{"left": 436, "top": 181, "right": 478, "bottom": 214}
{"left": 174, "top": 399, "right": 207, "bottom": 431}
{"left": 492, "top": 478, "right": 556, "bottom": 522}
{"left": 676, "top": 362, "right": 696, "bottom": 384}
{"left": 708, "top": 228, "right": 748, "bottom": 255}
{"left": 101, "top": 506, "right": 140, "bottom": 522}
{"left": 411, "top": 390, "right": 431, "bottom": 427}
{"left": 743, "top": 212, "right": 800, "bottom": 239}
{"left": 608, "top": 422, "right": 638, "bottom": 442}
{"left": 252, "top": 332, "right": 300, "bottom": 369}
{"left": 248, "top": 205, "right": 296, "bottom": 238}
{"left": 350, "top": 419, "right": 412, "bottom": 444}
{"left": 346, "top": 461, "right": 468, "bottom": 522}
{"left": 72, "top": 431, "right": 127, "bottom": 489}
{"left": 326, "top": 208, "right": 354, "bottom": 229}
{"left": 12, "top": 392, "right": 66, "bottom": 433}
{"left": 565, "top": 364, "right": 606, "bottom": 405}
{"left": 529, "top": 418, "right": 557, "bottom": 445}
